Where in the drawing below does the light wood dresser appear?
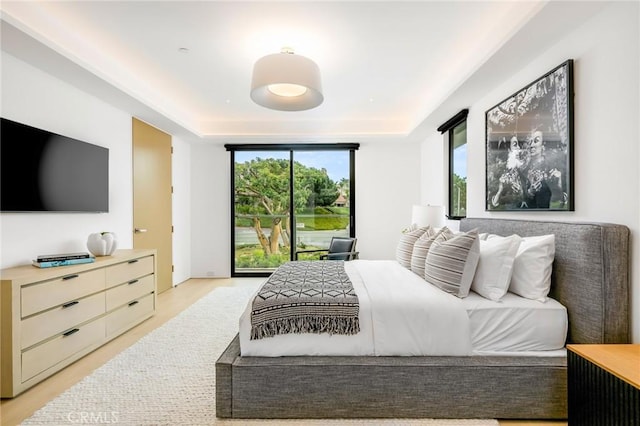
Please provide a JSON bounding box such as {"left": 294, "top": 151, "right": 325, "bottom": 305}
{"left": 1, "top": 249, "right": 157, "bottom": 397}
{"left": 567, "top": 344, "right": 639, "bottom": 425}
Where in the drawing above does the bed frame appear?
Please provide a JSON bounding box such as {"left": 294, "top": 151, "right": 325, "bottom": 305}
{"left": 216, "top": 218, "right": 630, "bottom": 419}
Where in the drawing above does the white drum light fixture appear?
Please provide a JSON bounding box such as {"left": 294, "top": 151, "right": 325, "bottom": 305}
{"left": 250, "top": 47, "right": 323, "bottom": 111}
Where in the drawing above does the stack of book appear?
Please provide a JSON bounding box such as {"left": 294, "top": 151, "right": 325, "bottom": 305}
{"left": 32, "top": 252, "right": 95, "bottom": 268}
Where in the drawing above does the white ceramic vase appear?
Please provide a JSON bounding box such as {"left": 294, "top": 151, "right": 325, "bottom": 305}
{"left": 87, "top": 232, "right": 118, "bottom": 256}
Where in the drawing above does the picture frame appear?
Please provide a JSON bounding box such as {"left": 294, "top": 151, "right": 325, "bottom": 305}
{"left": 485, "top": 60, "right": 574, "bottom": 211}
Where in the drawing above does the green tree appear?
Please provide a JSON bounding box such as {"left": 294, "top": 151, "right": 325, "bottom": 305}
{"left": 235, "top": 158, "right": 291, "bottom": 254}
{"left": 338, "top": 178, "right": 350, "bottom": 199}
{"left": 452, "top": 174, "right": 467, "bottom": 217}
{"left": 295, "top": 163, "right": 339, "bottom": 208}
{"left": 234, "top": 158, "right": 339, "bottom": 255}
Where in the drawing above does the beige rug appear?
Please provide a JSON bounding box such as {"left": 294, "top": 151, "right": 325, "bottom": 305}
{"left": 22, "top": 284, "right": 498, "bottom": 426}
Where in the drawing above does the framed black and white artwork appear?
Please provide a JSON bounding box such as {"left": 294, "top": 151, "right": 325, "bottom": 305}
{"left": 485, "top": 60, "right": 574, "bottom": 211}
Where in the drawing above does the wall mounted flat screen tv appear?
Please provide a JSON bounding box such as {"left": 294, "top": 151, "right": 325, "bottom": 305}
{"left": 1, "top": 118, "right": 109, "bottom": 212}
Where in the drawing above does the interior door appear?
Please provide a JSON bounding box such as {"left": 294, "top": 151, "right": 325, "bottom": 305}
{"left": 132, "top": 117, "right": 173, "bottom": 293}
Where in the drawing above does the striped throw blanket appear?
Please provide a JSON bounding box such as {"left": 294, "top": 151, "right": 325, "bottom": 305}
{"left": 250, "top": 261, "right": 360, "bottom": 340}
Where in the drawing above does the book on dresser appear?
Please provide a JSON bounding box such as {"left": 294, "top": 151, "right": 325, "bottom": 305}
{"left": 33, "top": 252, "right": 94, "bottom": 268}
{"left": 32, "top": 257, "right": 96, "bottom": 268}
{"left": 36, "top": 252, "right": 92, "bottom": 262}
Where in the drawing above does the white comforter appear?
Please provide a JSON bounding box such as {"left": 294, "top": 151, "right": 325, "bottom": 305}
{"left": 239, "top": 260, "right": 472, "bottom": 356}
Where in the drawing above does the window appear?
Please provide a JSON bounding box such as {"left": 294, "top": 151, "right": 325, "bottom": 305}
{"left": 226, "top": 144, "right": 358, "bottom": 276}
{"left": 438, "top": 110, "right": 468, "bottom": 219}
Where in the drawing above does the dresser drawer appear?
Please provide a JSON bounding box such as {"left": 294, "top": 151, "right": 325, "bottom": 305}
{"left": 22, "top": 317, "right": 105, "bottom": 382}
{"left": 21, "top": 292, "right": 106, "bottom": 349}
{"left": 1, "top": 249, "right": 156, "bottom": 398}
{"left": 105, "top": 274, "right": 155, "bottom": 311}
{"left": 21, "top": 269, "right": 105, "bottom": 317}
{"left": 105, "top": 293, "right": 154, "bottom": 338}
{"left": 105, "top": 256, "right": 154, "bottom": 288}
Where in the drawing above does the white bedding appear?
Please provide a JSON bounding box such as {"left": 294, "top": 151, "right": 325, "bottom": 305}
{"left": 463, "top": 291, "right": 568, "bottom": 354}
{"left": 239, "top": 260, "right": 568, "bottom": 357}
{"left": 240, "top": 260, "right": 472, "bottom": 356}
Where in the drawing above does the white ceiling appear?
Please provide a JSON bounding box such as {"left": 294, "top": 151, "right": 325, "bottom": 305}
{"left": 0, "top": 1, "right": 607, "bottom": 144}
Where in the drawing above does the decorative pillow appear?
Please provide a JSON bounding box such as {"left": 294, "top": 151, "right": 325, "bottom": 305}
{"left": 424, "top": 229, "right": 480, "bottom": 298}
{"left": 403, "top": 223, "right": 419, "bottom": 233}
{"left": 410, "top": 227, "right": 451, "bottom": 278}
{"left": 470, "top": 234, "right": 522, "bottom": 301}
{"left": 396, "top": 226, "right": 430, "bottom": 269}
{"left": 509, "top": 234, "right": 555, "bottom": 302}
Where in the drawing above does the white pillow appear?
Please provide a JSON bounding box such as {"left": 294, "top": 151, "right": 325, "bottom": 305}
{"left": 471, "top": 234, "right": 522, "bottom": 301}
{"left": 396, "top": 226, "right": 430, "bottom": 269}
{"left": 509, "top": 234, "right": 555, "bottom": 302}
{"left": 424, "top": 229, "right": 480, "bottom": 298}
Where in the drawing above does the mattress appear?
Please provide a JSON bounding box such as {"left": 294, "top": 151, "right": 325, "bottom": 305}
{"left": 463, "top": 291, "right": 568, "bottom": 355}
{"left": 239, "top": 260, "right": 568, "bottom": 357}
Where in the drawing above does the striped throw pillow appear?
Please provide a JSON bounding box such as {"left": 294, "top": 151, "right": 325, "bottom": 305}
{"left": 396, "top": 226, "right": 430, "bottom": 269}
{"left": 410, "top": 227, "right": 452, "bottom": 278}
{"left": 424, "top": 229, "right": 480, "bottom": 298}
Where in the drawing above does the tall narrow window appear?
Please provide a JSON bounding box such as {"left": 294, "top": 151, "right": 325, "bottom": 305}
{"left": 226, "top": 144, "right": 358, "bottom": 277}
{"left": 438, "top": 110, "right": 468, "bottom": 220}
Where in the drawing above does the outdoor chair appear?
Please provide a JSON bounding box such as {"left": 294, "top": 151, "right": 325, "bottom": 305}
{"left": 295, "top": 237, "right": 359, "bottom": 261}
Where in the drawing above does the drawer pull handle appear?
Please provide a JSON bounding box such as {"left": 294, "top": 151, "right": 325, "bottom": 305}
{"left": 128, "top": 279, "right": 139, "bottom": 285}
{"left": 62, "top": 301, "right": 79, "bottom": 309}
{"left": 128, "top": 300, "right": 139, "bottom": 307}
{"left": 128, "top": 259, "right": 139, "bottom": 264}
{"left": 63, "top": 328, "right": 80, "bottom": 337}
{"left": 62, "top": 274, "right": 79, "bottom": 281}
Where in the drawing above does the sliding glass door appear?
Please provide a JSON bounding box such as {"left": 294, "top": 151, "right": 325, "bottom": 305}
{"left": 233, "top": 150, "right": 291, "bottom": 273}
{"left": 292, "top": 151, "right": 351, "bottom": 260}
{"left": 228, "top": 144, "right": 358, "bottom": 276}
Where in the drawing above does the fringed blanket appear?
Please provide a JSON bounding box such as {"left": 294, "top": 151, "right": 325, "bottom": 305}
{"left": 250, "top": 261, "right": 360, "bottom": 340}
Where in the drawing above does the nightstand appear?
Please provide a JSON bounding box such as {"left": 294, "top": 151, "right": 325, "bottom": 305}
{"left": 567, "top": 344, "right": 639, "bottom": 425}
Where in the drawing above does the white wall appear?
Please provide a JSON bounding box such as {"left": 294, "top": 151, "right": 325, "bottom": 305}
{"left": 172, "top": 136, "right": 192, "bottom": 285}
{"left": 190, "top": 143, "right": 230, "bottom": 277}
{"left": 422, "top": 2, "right": 640, "bottom": 342}
{"left": 189, "top": 140, "right": 422, "bottom": 276}
{"left": 356, "top": 141, "right": 422, "bottom": 259}
{"left": 1, "top": 52, "right": 193, "bottom": 287}
{"left": 420, "top": 133, "right": 446, "bottom": 208}
{"left": 0, "top": 52, "right": 133, "bottom": 268}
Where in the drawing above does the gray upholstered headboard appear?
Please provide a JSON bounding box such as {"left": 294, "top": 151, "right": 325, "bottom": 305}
{"left": 460, "top": 218, "right": 630, "bottom": 345}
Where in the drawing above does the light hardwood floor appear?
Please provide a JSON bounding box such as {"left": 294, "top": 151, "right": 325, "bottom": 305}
{"left": 0, "top": 278, "right": 567, "bottom": 426}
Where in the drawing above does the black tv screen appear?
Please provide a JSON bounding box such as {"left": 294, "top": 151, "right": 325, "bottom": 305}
{"left": 1, "top": 118, "right": 109, "bottom": 212}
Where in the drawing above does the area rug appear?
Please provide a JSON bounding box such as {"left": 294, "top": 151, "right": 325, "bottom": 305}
{"left": 22, "top": 283, "right": 498, "bottom": 426}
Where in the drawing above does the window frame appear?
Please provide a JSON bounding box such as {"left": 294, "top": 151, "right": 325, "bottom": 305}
{"left": 225, "top": 143, "right": 359, "bottom": 277}
{"left": 437, "top": 110, "right": 468, "bottom": 220}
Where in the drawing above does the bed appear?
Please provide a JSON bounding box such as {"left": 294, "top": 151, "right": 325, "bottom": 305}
{"left": 216, "top": 218, "right": 630, "bottom": 419}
